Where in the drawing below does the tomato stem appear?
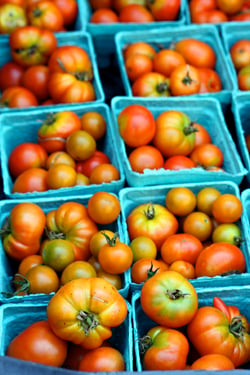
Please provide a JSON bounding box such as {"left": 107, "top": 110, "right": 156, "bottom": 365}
{"left": 138, "top": 335, "right": 152, "bottom": 355}
{"left": 45, "top": 228, "right": 65, "bottom": 240}
{"left": 101, "top": 231, "right": 119, "bottom": 246}
{"left": 229, "top": 316, "right": 247, "bottom": 340}
{"left": 183, "top": 122, "right": 199, "bottom": 136}
{"left": 1, "top": 273, "right": 30, "bottom": 297}
{"left": 56, "top": 58, "right": 92, "bottom": 81}
{"left": 145, "top": 262, "right": 159, "bottom": 281}
{"left": 166, "top": 289, "right": 189, "bottom": 300}
{"left": 157, "top": 82, "right": 170, "bottom": 95}
{"left": 143, "top": 204, "right": 155, "bottom": 220}
{"left": 182, "top": 65, "right": 197, "bottom": 86}
{"left": 76, "top": 310, "right": 99, "bottom": 334}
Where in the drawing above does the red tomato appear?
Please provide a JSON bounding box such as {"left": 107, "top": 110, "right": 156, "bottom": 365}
{"left": 190, "top": 143, "right": 224, "bottom": 168}
{"left": 169, "top": 64, "right": 201, "bottom": 96}
{"left": 128, "top": 145, "right": 164, "bottom": 173}
{"left": 21, "top": 65, "right": 50, "bottom": 102}
{"left": 113, "top": 0, "right": 146, "bottom": 13}
{"left": 189, "top": 0, "right": 217, "bottom": 23}
{"left": 0, "top": 61, "right": 24, "bottom": 91}
{"left": 169, "top": 260, "right": 196, "bottom": 279}
{"left": 131, "top": 258, "right": 168, "bottom": 284}
{"left": 27, "top": 0, "right": 64, "bottom": 31}
{"left": 54, "top": 0, "right": 78, "bottom": 26}
{"left": 147, "top": 0, "right": 181, "bottom": 21}
{"left": 78, "top": 347, "right": 125, "bottom": 372}
{"left": 8, "top": 142, "right": 48, "bottom": 178}
{"left": 211, "top": 193, "right": 243, "bottom": 223}
{"left": 164, "top": 155, "right": 196, "bottom": 170}
{"left": 89, "top": 0, "right": 113, "bottom": 10}
{"left": 198, "top": 67, "right": 222, "bottom": 93}
{"left": 117, "top": 104, "right": 156, "bottom": 148}
{"left": 132, "top": 72, "right": 171, "bottom": 97}
{"left": 90, "top": 8, "right": 119, "bottom": 23}
{"left": 75, "top": 151, "right": 110, "bottom": 177}
{"left": 89, "top": 163, "right": 120, "bottom": 185}
{"left": 12, "top": 168, "right": 48, "bottom": 193}
{"left": 201, "top": 9, "right": 228, "bottom": 22}
{"left": 193, "top": 123, "right": 212, "bottom": 147}
{"left": 119, "top": 4, "right": 154, "bottom": 22}
{"left": 0, "top": 86, "right": 38, "bottom": 108}
{"left": 125, "top": 53, "right": 153, "bottom": 82}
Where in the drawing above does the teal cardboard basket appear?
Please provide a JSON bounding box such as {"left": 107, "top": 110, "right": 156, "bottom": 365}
{"left": 0, "top": 300, "right": 133, "bottom": 371}
{"left": 0, "top": 194, "right": 130, "bottom": 304}
{"left": 85, "top": 0, "right": 187, "bottom": 68}
{"left": 241, "top": 188, "right": 250, "bottom": 250}
{"left": 132, "top": 285, "right": 250, "bottom": 371}
{"left": 119, "top": 181, "right": 250, "bottom": 292}
{"left": 115, "top": 24, "right": 236, "bottom": 111}
{"left": 0, "top": 102, "right": 125, "bottom": 199}
{"left": 110, "top": 96, "right": 247, "bottom": 187}
{"left": 232, "top": 92, "right": 250, "bottom": 183}
{"left": 0, "top": 31, "right": 105, "bottom": 112}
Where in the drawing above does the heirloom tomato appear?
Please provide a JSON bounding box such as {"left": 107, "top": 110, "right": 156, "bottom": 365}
{"left": 128, "top": 145, "right": 165, "bottom": 173}
{"left": 113, "top": 0, "right": 146, "bottom": 13}
{"left": 193, "top": 123, "right": 212, "bottom": 147}
{"left": 27, "top": 0, "right": 64, "bottom": 32}
{"left": 0, "top": 86, "right": 38, "bottom": 108}
{"left": 147, "top": 0, "right": 181, "bottom": 21}
{"left": 169, "top": 260, "right": 196, "bottom": 279}
{"left": 47, "top": 164, "right": 77, "bottom": 189}
{"left": 153, "top": 110, "right": 197, "bottom": 157}
{"left": 183, "top": 211, "right": 213, "bottom": 242}
{"left": 132, "top": 72, "right": 171, "bottom": 97}
{"left": 140, "top": 270, "right": 198, "bottom": 327}
{"left": 131, "top": 258, "right": 168, "bottom": 284}
{"left": 45, "top": 201, "right": 98, "bottom": 261}
{"left": 0, "top": 3, "right": 27, "bottom": 34}
{"left": 0, "top": 61, "right": 24, "bottom": 92}
{"left": 196, "top": 186, "right": 221, "bottom": 216}
{"left": 212, "top": 223, "right": 242, "bottom": 246}
{"left": 189, "top": 0, "right": 217, "bottom": 22}
{"left": 18, "top": 254, "right": 43, "bottom": 276}
{"left": 169, "top": 64, "right": 201, "bottom": 96}
{"left": 46, "top": 151, "right": 76, "bottom": 169}
{"left": 126, "top": 203, "right": 178, "bottom": 250}
{"left": 12, "top": 167, "right": 48, "bottom": 193}
{"left": 9, "top": 26, "right": 57, "bottom": 67}
{"left": 216, "top": 0, "right": 243, "bottom": 14}
{"left": 46, "top": 277, "right": 127, "bottom": 349}
{"left": 76, "top": 151, "right": 110, "bottom": 178}
{"left": 97, "top": 270, "right": 122, "bottom": 290}
{"left": 174, "top": 39, "right": 216, "bottom": 69}
{"left": 8, "top": 142, "right": 48, "bottom": 178}
{"left": 187, "top": 297, "right": 250, "bottom": 367}
{"left": 140, "top": 326, "right": 189, "bottom": 370}
{"left": 195, "top": 242, "right": 246, "bottom": 277}
{"left": 191, "top": 354, "right": 235, "bottom": 370}
{"left": 87, "top": 191, "right": 121, "bottom": 225}
{"left": 42, "top": 238, "right": 75, "bottom": 272}
{"left": 6, "top": 321, "right": 68, "bottom": 367}
{"left": 78, "top": 346, "right": 125, "bottom": 372}
{"left": 2, "top": 202, "right": 45, "bottom": 261}
{"left": 123, "top": 41, "right": 156, "bottom": 61}
{"left": 130, "top": 236, "right": 157, "bottom": 262}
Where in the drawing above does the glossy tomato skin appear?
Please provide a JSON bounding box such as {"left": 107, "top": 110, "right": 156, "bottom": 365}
{"left": 54, "top": 0, "right": 78, "bottom": 26}
{"left": 141, "top": 270, "right": 198, "bottom": 327}
{"left": 147, "top": 0, "right": 181, "bottom": 21}
{"left": 47, "top": 278, "right": 128, "bottom": 349}
{"left": 190, "top": 143, "right": 224, "bottom": 168}
{"left": 132, "top": 72, "right": 171, "bottom": 97}
{"left": 126, "top": 203, "right": 179, "bottom": 250}
{"left": 0, "top": 61, "right": 24, "bottom": 91}
{"left": 12, "top": 167, "right": 48, "bottom": 193}
{"left": 87, "top": 191, "right": 121, "bottom": 225}
{"left": 2, "top": 202, "right": 46, "bottom": 261}
{"left": 98, "top": 237, "right": 133, "bottom": 274}
{"left": 238, "top": 65, "right": 250, "bottom": 90}
{"left": 153, "top": 49, "right": 186, "bottom": 77}
{"left": 25, "top": 264, "right": 60, "bottom": 294}
{"left": 21, "top": 65, "right": 50, "bottom": 102}
{"left": 128, "top": 145, "right": 165, "bottom": 173}
{"left": 6, "top": 321, "right": 68, "bottom": 367}
{"left": 0, "top": 86, "right": 38, "bottom": 108}
{"left": 27, "top": 0, "right": 64, "bottom": 32}
{"left": 195, "top": 242, "right": 246, "bottom": 277}
{"left": 78, "top": 346, "right": 125, "bottom": 372}
{"left": 90, "top": 8, "right": 119, "bottom": 23}
{"left": 174, "top": 39, "right": 216, "bottom": 69}
{"left": 119, "top": 4, "right": 154, "bottom": 22}
{"left": 164, "top": 155, "right": 196, "bottom": 170}
{"left": 9, "top": 25, "right": 57, "bottom": 67}
{"left": 198, "top": 68, "right": 222, "bottom": 93}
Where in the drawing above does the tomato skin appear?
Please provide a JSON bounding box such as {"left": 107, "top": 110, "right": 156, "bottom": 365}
{"left": 78, "top": 346, "right": 125, "bottom": 372}
{"left": 132, "top": 72, "right": 171, "bottom": 97}
{"left": 147, "top": 0, "right": 181, "bottom": 21}
{"left": 117, "top": 104, "right": 156, "bottom": 148}
{"left": 211, "top": 193, "right": 243, "bottom": 223}
{"left": 119, "top": 4, "right": 154, "bottom": 22}
{"left": 89, "top": 163, "right": 120, "bottom": 185}
{"left": 189, "top": 0, "right": 217, "bottom": 22}
{"left": 153, "top": 110, "right": 196, "bottom": 157}
{"left": 27, "top": 0, "right": 64, "bottom": 32}
{"left": 25, "top": 264, "right": 60, "bottom": 294}
{"left": 18, "top": 254, "right": 43, "bottom": 276}
{"left": 66, "top": 130, "right": 96, "bottom": 161}
{"left": 131, "top": 258, "right": 168, "bottom": 284}
{"left": 183, "top": 211, "right": 213, "bottom": 242}
{"left": 12, "top": 167, "right": 48, "bottom": 193}
{"left": 75, "top": 151, "right": 110, "bottom": 177}
{"left": 8, "top": 142, "right": 48, "bottom": 178}
{"left": 212, "top": 223, "right": 242, "bottom": 246}
{"left": 6, "top": 321, "right": 68, "bottom": 367}
{"left": 198, "top": 67, "right": 222, "bottom": 93}
{"left": 193, "top": 123, "right": 212, "bottom": 147}
{"left": 216, "top": 0, "right": 243, "bottom": 14}
{"left": 230, "top": 40, "right": 250, "bottom": 71}
{"left": 141, "top": 270, "right": 198, "bottom": 328}
{"left": 60, "top": 260, "right": 97, "bottom": 285}
{"left": 191, "top": 354, "right": 235, "bottom": 370}
{"left": 123, "top": 41, "right": 157, "bottom": 61}
{"left": 195, "top": 242, "right": 246, "bottom": 277}
{"left": 0, "top": 61, "right": 24, "bottom": 91}
{"left": 0, "top": 86, "right": 38, "bottom": 108}
{"left": 153, "top": 49, "right": 186, "bottom": 77}
{"left": 80, "top": 111, "right": 106, "bottom": 141}
{"left": 21, "top": 65, "right": 50, "bottom": 102}
{"left": 87, "top": 192, "right": 121, "bottom": 225}
{"left": 169, "top": 260, "right": 196, "bottom": 279}
{"left": 2, "top": 202, "right": 46, "bottom": 261}
{"left": 126, "top": 203, "right": 179, "bottom": 250}
{"left": 165, "top": 186, "right": 197, "bottom": 217}
{"left": 0, "top": 3, "right": 27, "bottom": 34}
{"left": 46, "top": 278, "right": 128, "bottom": 349}
{"left": 170, "top": 64, "right": 201, "bottom": 96}
{"left": 54, "top": 0, "right": 78, "bottom": 26}
{"left": 174, "top": 39, "right": 216, "bottom": 69}
{"left": 164, "top": 155, "right": 196, "bottom": 170}
{"left": 190, "top": 143, "right": 224, "bottom": 168}
{"left": 128, "top": 145, "right": 165, "bottom": 173}
{"left": 90, "top": 8, "right": 119, "bottom": 23}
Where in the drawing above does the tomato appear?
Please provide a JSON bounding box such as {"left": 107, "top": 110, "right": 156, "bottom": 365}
{"left": 18, "top": 254, "right": 43, "bottom": 276}
{"left": 9, "top": 25, "right": 57, "bottom": 67}
{"left": 47, "top": 164, "right": 77, "bottom": 190}
{"left": 125, "top": 53, "right": 153, "bottom": 82}
{"left": 140, "top": 326, "right": 189, "bottom": 370}
{"left": 0, "top": 0, "right": 27, "bottom": 7}
{"left": 0, "top": 61, "right": 24, "bottom": 92}
{"left": 8, "top": 142, "right": 48, "bottom": 178}
{"left": 212, "top": 193, "right": 243, "bottom": 223}
{"left": 198, "top": 67, "right": 222, "bottom": 93}
{"left": 60, "top": 260, "right": 97, "bottom": 285}
{"left": 160, "top": 233, "right": 203, "bottom": 265}
{"left": 141, "top": 270, "right": 198, "bottom": 327}
{"left": 42, "top": 239, "right": 75, "bottom": 272}
{"left": 174, "top": 39, "right": 216, "bottom": 69}
{"left": 130, "top": 236, "right": 157, "bottom": 262}
{"left": 21, "top": 65, "right": 50, "bottom": 102}
{"left": 164, "top": 155, "right": 196, "bottom": 170}
{"left": 98, "top": 233, "right": 133, "bottom": 274}
{"left": 131, "top": 258, "right": 168, "bottom": 283}
{"left": 38, "top": 111, "right": 81, "bottom": 153}
{"left": 96, "top": 270, "right": 122, "bottom": 290}
{"left": 12, "top": 167, "right": 48, "bottom": 193}
{"left": 147, "top": 0, "right": 181, "bottom": 21}
{"left": 153, "top": 110, "right": 197, "bottom": 158}
{"left": 190, "top": 143, "right": 224, "bottom": 168}
{"left": 89, "top": 163, "right": 120, "bottom": 184}
{"left": 212, "top": 223, "right": 242, "bottom": 246}
{"left": 63, "top": 343, "right": 89, "bottom": 370}
{"left": 0, "top": 86, "right": 38, "bottom": 109}
{"left": 169, "top": 260, "right": 196, "bottom": 279}
{"left": 193, "top": 123, "right": 212, "bottom": 147}
{"left": 80, "top": 111, "right": 106, "bottom": 141}
{"left": 73, "top": 173, "right": 89, "bottom": 185}
{"left": 76, "top": 151, "right": 110, "bottom": 177}
{"left": 89, "top": 230, "right": 116, "bottom": 258}
{"left": 54, "top": 0, "right": 78, "bottom": 26}
{"left": 189, "top": 0, "right": 217, "bottom": 22}
{"left": 128, "top": 145, "right": 164, "bottom": 173}
{"left": 78, "top": 346, "right": 125, "bottom": 371}
{"left": 187, "top": 297, "right": 250, "bottom": 367}
{"left": 66, "top": 130, "right": 96, "bottom": 161}
{"left": 46, "top": 201, "right": 98, "bottom": 261}
{"left": 230, "top": 40, "right": 250, "bottom": 71}
{"left": 27, "top": 0, "right": 64, "bottom": 31}
{"left": 113, "top": 0, "right": 146, "bottom": 12}
{"left": 183, "top": 211, "right": 213, "bottom": 242}
{"left": 196, "top": 186, "right": 221, "bottom": 216}
{"left": 119, "top": 4, "right": 154, "bottom": 22}
{"left": 238, "top": 64, "right": 250, "bottom": 90}
{"left": 229, "top": 10, "right": 250, "bottom": 21}
{"left": 165, "top": 187, "right": 197, "bottom": 216}
{"left": 0, "top": 3, "right": 27, "bottom": 33}
{"left": 46, "top": 151, "right": 76, "bottom": 169}
{"left": 88, "top": 255, "right": 103, "bottom": 273}
{"left": 132, "top": 72, "right": 171, "bottom": 97}
{"left": 191, "top": 354, "right": 235, "bottom": 370}
{"left": 169, "top": 64, "right": 201, "bottom": 96}
{"left": 200, "top": 9, "right": 228, "bottom": 22}
{"left": 87, "top": 192, "right": 121, "bottom": 225}
{"left": 46, "top": 278, "right": 128, "bottom": 349}
{"left": 90, "top": 8, "right": 119, "bottom": 23}
{"left": 153, "top": 49, "right": 186, "bottom": 77}
{"left": 195, "top": 242, "right": 246, "bottom": 277}
{"left": 126, "top": 203, "right": 179, "bottom": 250}
{"left": 21, "top": 264, "right": 59, "bottom": 294}
{"left": 6, "top": 321, "right": 67, "bottom": 366}
{"left": 117, "top": 104, "right": 156, "bottom": 148}
{"left": 123, "top": 41, "right": 157, "bottom": 61}
{"left": 216, "top": 0, "right": 243, "bottom": 14}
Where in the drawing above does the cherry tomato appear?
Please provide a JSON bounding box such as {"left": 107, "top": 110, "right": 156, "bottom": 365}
{"left": 79, "top": 347, "right": 125, "bottom": 372}
{"left": 12, "top": 168, "right": 48, "bottom": 193}
{"left": 87, "top": 192, "right": 121, "bottom": 225}
{"left": 165, "top": 187, "right": 197, "bottom": 216}
{"left": 128, "top": 145, "right": 164, "bottom": 173}
{"left": 0, "top": 61, "right": 24, "bottom": 91}
{"left": 89, "top": 163, "right": 120, "bottom": 185}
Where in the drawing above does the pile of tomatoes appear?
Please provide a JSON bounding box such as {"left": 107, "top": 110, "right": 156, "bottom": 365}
{"left": 230, "top": 38, "right": 250, "bottom": 91}
{"left": 122, "top": 37, "right": 223, "bottom": 97}
{"left": 117, "top": 104, "right": 225, "bottom": 173}
{"left": 189, "top": 0, "right": 250, "bottom": 23}
{"left": 7, "top": 109, "right": 121, "bottom": 193}
{"left": 88, "top": 0, "right": 181, "bottom": 23}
